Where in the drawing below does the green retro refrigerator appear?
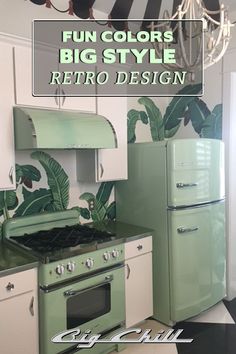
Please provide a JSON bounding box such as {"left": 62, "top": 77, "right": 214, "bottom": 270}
{"left": 116, "top": 139, "right": 226, "bottom": 325}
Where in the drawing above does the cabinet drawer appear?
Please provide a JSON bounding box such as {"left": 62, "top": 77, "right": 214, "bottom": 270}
{"left": 125, "top": 236, "right": 152, "bottom": 259}
{"left": 0, "top": 268, "right": 37, "bottom": 301}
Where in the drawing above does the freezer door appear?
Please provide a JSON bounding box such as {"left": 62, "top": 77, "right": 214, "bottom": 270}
{"left": 168, "top": 201, "right": 226, "bottom": 322}
{"left": 167, "top": 139, "right": 225, "bottom": 207}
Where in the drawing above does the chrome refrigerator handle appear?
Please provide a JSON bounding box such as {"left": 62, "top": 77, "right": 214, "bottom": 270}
{"left": 176, "top": 183, "right": 198, "bottom": 189}
{"left": 177, "top": 227, "right": 199, "bottom": 234}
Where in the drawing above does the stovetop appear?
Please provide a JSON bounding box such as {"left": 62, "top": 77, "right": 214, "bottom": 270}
{"left": 9, "top": 224, "right": 116, "bottom": 263}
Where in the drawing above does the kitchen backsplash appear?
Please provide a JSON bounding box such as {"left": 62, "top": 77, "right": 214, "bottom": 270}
{"left": 0, "top": 150, "right": 115, "bottom": 236}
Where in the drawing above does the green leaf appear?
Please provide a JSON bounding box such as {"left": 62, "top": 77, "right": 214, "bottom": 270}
{"left": 91, "top": 200, "right": 107, "bottom": 222}
{"left": 138, "top": 97, "right": 164, "bottom": 141}
{"left": 201, "top": 104, "right": 222, "bottom": 139}
{"left": 22, "top": 187, "right": 32, "bottom": 200}
{"left": 127, "top": 109, "right": 141, "bottom": 143}
{"left": 16, "top": 164, "right": 41, "bottom": 184}
{"left": 106, "top": 201, "right": 116, "bottom": 220}
{"left": 79, "top": 208, "right": 91, "bottom": 220}
{"left": 165, "top": 123, "right": 181, "bottom": 138}
{"left": 0, "top": 191, "right": 18, "bottom": 211}
{"left": 14, "top": 189, "right": 53, "bottom": 217}
{"left": 96, "top": 182, "right": 114, "bottom": 205}
{"left": 163, "top": 84, "right": 202, "bottom": 130}
{"left": 187, "top": 99, "right": 211, "bottom": 134}
{"left": 139, "top": 111, "right": 149, "bottom": 124}
{"left": 31, "top": 151, "right": 69, "bottom": 211}
{"left": 79, "top": 192, "right": 95, "bottom": 202}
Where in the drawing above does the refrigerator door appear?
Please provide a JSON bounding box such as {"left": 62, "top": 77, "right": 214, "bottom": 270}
{"left": 168, "top": 201, "right": 226, "bottom": 322}
{"left": 167, "top": 139, "right": 225, "bottom": 207}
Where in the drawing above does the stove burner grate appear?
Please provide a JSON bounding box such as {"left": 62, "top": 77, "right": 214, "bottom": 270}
{"left": 10, "top": 224, "right": 115, "bottom": 253}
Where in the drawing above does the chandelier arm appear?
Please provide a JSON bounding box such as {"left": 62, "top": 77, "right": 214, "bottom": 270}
{"left": 177, "top": 7, "right": 191, "bottom": 67}
{"left": 189, "top": 36, "right": 203, "bottom": 68}
{"left": 205, "top": 39, "right": 230, "bottom": 66}
{"left": 205, "top": 12, "right": 226, "bottom": 59}
{"left": 203, "top": 12, "right": 221, "bottom": 27}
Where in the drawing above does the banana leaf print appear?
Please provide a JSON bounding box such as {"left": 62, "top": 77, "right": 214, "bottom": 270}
{"left": 0, "top": 190, "right": 18, "bottom": 219}
{"left": 201, "top": 104, "right": 222, "bottom": 139}
{"left": 138, "top": 97, "right": 164, "bottom": 141}
{"left": 31, "top": 151, "right": 69, "bottom": 211}
{"left": 16, "top": 164, "right": 41, "bottom": 188}
{"left": 79, "top": 182, "right": 115, "bottom": 222}
{"left": 127, "top": 109, "right": 150, "bottom": 143}
{"left": 185, "top": 98, "right": 211, "bottom": 134}
{"left": 163, "top": 84, "right": 202, "bottom": 131}
{"left": 128, "top": 83, "right": 221, "bottom": 142}
{"left": 14, "top": 189, "right": 53, "bottom": 217}
{"left": 106, "top": 201, "right": 116, "bottom": 220}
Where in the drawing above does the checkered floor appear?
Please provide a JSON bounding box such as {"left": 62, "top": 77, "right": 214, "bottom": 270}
{"left": 111, "top": 299, "right": 236, "bottom": 354}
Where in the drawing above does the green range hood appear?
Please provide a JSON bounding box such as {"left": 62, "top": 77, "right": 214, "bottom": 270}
{"left": 13, "top": 107, "right": 117, "bottom": 150}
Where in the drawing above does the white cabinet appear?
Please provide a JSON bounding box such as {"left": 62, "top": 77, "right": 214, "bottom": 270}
{"left": 96, "top": 97, "right": 127, "bottom": 181}
{"left": 0, "top": 268, "right": 39, "bottom": 354}
{"left": 14, "top": 45, "right": 59, "bottom": 109}
{"left": 0, "top": 42, "right": 15, "bottom": 190}
{"left": 76, "top": 96, "right": 128, "bottom": 182}
{"left": 125, "top": 236, "right": 153, "bottom": 328}
{"left": 14, "top": 45, "right": 96, "bottom": 112}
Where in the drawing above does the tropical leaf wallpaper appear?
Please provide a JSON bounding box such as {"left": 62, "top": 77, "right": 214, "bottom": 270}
{"left": 0, "top": 82, "right": 222, "bottom": 238}
{"left": 0, "top": 151, "right": 115, "bottom": 237}
{"left": 128, "top": 84, "right": 222, "bottom": 143}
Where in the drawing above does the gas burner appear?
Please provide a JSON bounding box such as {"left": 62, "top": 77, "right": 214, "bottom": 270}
{"left": 10, "top": 224, "right": 115, "bottom": 253}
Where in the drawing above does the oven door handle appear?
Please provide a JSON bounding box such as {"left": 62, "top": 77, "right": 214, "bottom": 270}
{"left": 63, "top": 275, "right": 114, "bottom": 297}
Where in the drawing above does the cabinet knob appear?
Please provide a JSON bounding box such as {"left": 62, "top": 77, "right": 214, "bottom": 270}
{"left": 6, "top": 282, "right": 14, "bottom": 291}
{"left": 137, "top": 244, "right": 143, "bottom": 251}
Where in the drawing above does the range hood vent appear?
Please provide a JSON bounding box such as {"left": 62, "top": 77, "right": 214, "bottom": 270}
{"left": 13, "top": 107, "right": 117, "bottom": 150}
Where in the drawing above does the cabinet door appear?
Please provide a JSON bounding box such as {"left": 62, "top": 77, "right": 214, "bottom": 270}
{"left": 0, "top": 290, "right": 38, "bottom": 354}
{"left": 168, "top": 201, "right": 226, "bottom": 322}
{"left": 96, "top": 97, "right": 128, "bottom": 181}
{"left": 14, "top": 45, "right": 59, "bottom": 108}
{"left": 0, "top": 42, "right": 15, "bottom": 190}
{"left": 125, "top": 252, "right": 153, "bottom": 328}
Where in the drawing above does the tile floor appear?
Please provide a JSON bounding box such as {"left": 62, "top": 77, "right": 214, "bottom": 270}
{"left": 110, "top": 299, "right": 236, "bottom": 354}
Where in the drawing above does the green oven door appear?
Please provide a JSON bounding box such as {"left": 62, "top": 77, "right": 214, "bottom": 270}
{"left": 39, "top": 265, "right": 125, "bottom": 354}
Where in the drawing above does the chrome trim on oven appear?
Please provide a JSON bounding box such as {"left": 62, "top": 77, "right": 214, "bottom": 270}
{"left": 64, "top": 275, "right": 114, "bottom": 297}
{"left": 40, "top": 263, "right": 125, "bottom": 293}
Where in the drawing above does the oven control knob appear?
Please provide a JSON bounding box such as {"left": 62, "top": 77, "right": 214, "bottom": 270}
{"left": 67, "top": 262, "right": 76, "bottom": 273}
{"left": 103, "top": 252, "right": 111, "bottom": 262}
{"left": 112, "top": 249, "right": 119, "bottom": 259}
{"left": 85, "top": 258, "right": 94, "bottom": 269}
{"left": 56, "top": 264, "right": 65, "bottom": 275}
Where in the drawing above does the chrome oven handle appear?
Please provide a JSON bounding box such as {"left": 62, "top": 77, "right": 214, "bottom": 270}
{"left": 64, "top": 275, "right": 114, "bottom": 297}
{"left": 176, "top": 183, "right": 198, "bottom": 189}
{"left": 177, "top": 227, "right": 199, "bottom": 234}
